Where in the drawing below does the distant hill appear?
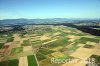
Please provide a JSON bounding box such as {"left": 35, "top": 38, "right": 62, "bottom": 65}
{"left": 0, "top": 18, "right": 100, "bottom": 25}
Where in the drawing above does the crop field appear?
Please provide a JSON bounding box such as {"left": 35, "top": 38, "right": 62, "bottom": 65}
{"left": 11, "top": 47, "right": 23, "bottom": 55}
{"left": 27, "top": 55, "right": 38, "bottom": 66}
{"left": 21, "top": 40, "right": 30, "bottom": 46}
{"left": 0, "top": 25, "right": 100, "bottom": 66}
{"left": 0, "top": 59, "right": 19, "bottom": 66}
{"left": 0, "top": 43, "right": 4, "bottom": 49}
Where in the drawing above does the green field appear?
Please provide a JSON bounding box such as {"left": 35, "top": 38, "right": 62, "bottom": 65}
{"left": 38, "top": 48, "right": 54, "bottom": 55}
{"left": 48, "top": 37, "right": 70, "bottom": 48}
{"left": 7, "top": 37, "right": 14, "bottom": 42}
{"left": 80, "top": 37, "right": 100, "bottom": 43}
{"left": 32, "top": 40, "right": 42, "bottom": 45}
{"left": 36, "top": 52, "right": 47, "bottom": 61}
{"left": 27, "top": 55, "right": 38, "bottom": 66}
{"left": 0, "top": 43, "right": 4, "bottom": 49}
{"left": 0, "top": 59, "right": 19, "bottom": 66}
{"left": 22, "top": 40, "right": 30, "bottom": 46}
{"left": 74, "top": 37, "right": 100, "bottom": 45}
{"left": 68, "top": 45, "right": 79, "bottom": 51}
{"left": 11, "top": 47, "right": 23, "bottom": 55}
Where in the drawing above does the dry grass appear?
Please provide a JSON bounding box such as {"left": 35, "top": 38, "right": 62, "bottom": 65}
{"left": 51, "top": 52, "right": 65, "bottom": 57}
{"left": 19, "top": 56, "right": 28, "bottom": 66}
{"left": 67, "top": 35, "right": 81, "bottom": 42}
{"left": 70, "top": 47, "right": 94, "bottom": 58}
{"left": 23, "top": 46, "right": 32, "bottom": 52}
{"left": 51, "top": 46, "right": 63, "bottom": 51}
{"left": 40, "top": 35, "right": 51, "bottom": 41}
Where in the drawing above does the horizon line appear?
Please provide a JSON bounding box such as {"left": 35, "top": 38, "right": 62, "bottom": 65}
{"left": 0, "top": 17, "right": 100, "bottom": 20}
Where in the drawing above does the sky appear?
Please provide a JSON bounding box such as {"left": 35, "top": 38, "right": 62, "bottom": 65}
{"left": 0, "top": 0, "right": 100, "bottom": 19}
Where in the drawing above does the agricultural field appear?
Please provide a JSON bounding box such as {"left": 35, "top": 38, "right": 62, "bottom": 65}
{"left": 0, "top": 59, "right": 19, "bottom": 66}
{"left": 27, "top": 55, "right": 38, "bottom": 66}
{"left": 0, "top": 25, "right": 100, "bottom": 66}
{"left": 11, "top": 47, "right": 23, "bottom": 55}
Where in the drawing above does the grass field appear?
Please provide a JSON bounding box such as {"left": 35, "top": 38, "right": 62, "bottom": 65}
{"left": 69, "top": 33, "right": 86, "bottom": 36}
{"left": 0, "top": 59, "right": 19, "bottom": 66}
{"left": 68, "top": 45, "right": 79, "bottom": 51}
{"left": 38, "top": 48, "right": 54, "bottom": 55}
{"left": 36, "top": 52, "right": 47, "bottom": 61}
{"left": 22, "top": 40, "right": 30, "bottom": 46}
{"left": 0, "top": 43, "right": 4, "bottom": 49}
{"left": 32, "top": 40, "right": 42, "bottom": 45}
{"left": 11, "top": 47, "right": 23, "bottom": 55}
{"left": 48, "top": 37, "right": 70, "bottom": 48}
{"left": 74, "top": 37, "right": 100, "bottom": 45}
{"left": 27, "top": 55, "right": 38, "bottom": 66}
{"left": 7, "top": 37, "right": 14, "bottom": 42}
{"left": 80, "top": 37, "right": 100, "bottom": 43}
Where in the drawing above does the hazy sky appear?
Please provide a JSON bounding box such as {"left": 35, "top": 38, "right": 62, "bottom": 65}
{"left": 0, "top": 0, "right": 100, "bottom": 19}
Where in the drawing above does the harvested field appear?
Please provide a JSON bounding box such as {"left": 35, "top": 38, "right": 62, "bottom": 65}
{"left": 70, "top": 47, "right": 94, "bottom": 58}
{"left": 51, "top": 52, "right": 65, "bottom": 57}
{"left": 23, "top": 46, "right": 32, "bottom": 52}
{"left": 40, "top": 35, "right": 51, "bottom": 41}
{"left": 19, "top": 56, "right": 28, "bottom": 66}
{"left": 51, "top": 46, "right": 63, "bottom": 51}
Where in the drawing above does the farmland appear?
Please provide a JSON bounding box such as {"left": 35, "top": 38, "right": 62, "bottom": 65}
{"left": 0, "top": 25, "right": 100, "bottom": 66}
